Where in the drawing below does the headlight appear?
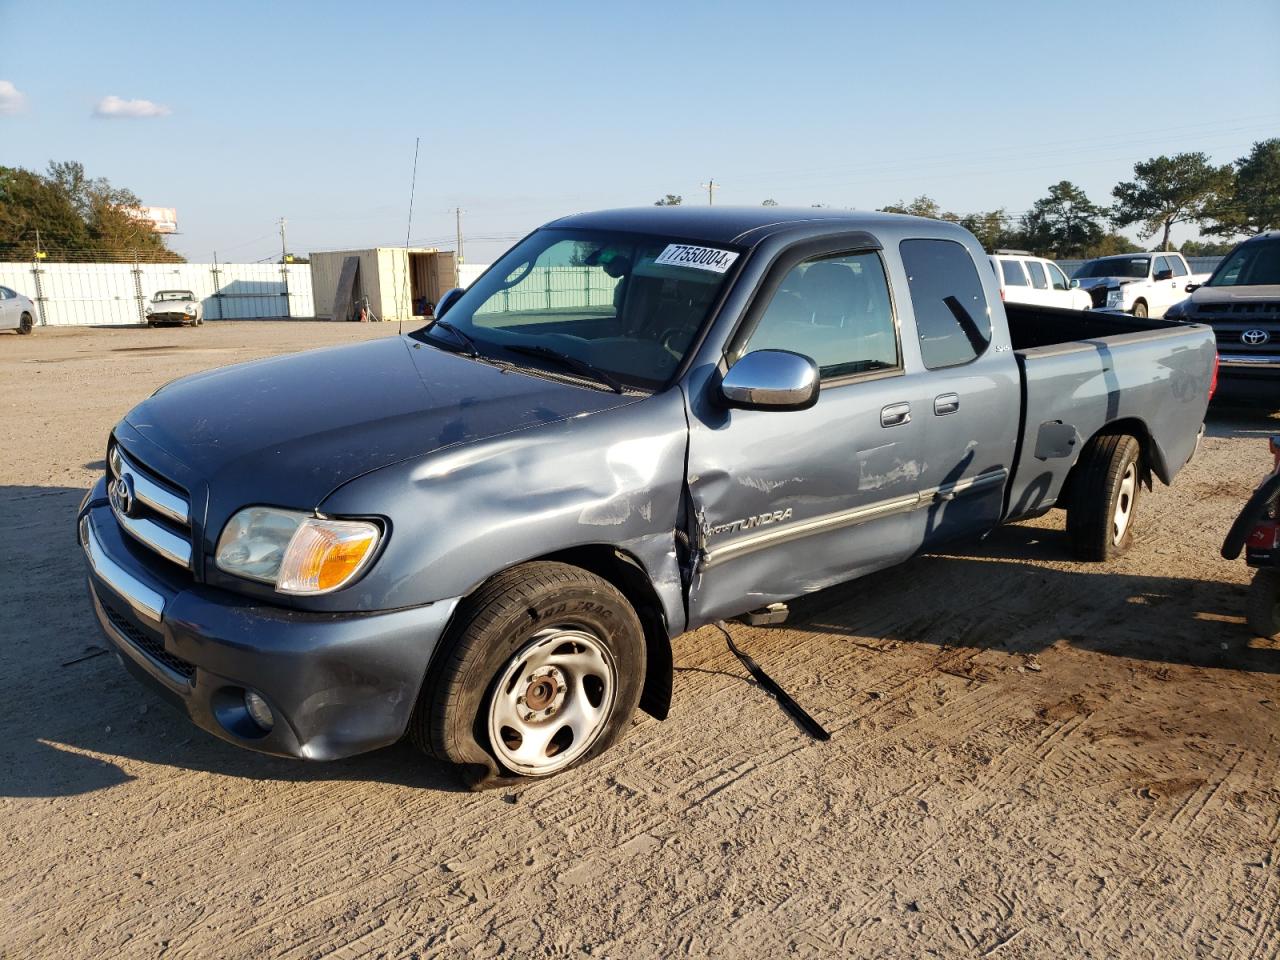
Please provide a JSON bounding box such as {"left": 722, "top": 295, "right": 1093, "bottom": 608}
{"left": 145, "top": 306, "right": 154, "bottom": 315}
{"left": 215, "top": 506, "right": 381, "bottom": 595}
{"left": 1165, "top": 299, "right": 1189, "bottom": 320}
{"left": 1105, "top": 288, "right": 1124, "bottom": 308}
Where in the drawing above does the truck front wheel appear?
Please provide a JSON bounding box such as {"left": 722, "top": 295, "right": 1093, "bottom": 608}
{"left": 1067, "top": 433, "right": 1142, "bottom": 561}
{"left": 1247, "top": 570, "right": 1280, "bottom": 640}
{"left": 411, "top": 561, "right": 646, "bottom": 780}
{"left": 1132, "top": 300, "right": 1148, "bottom": 318}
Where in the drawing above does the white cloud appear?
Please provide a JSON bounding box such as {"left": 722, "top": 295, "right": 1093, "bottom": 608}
{"left": 93, "top": 95, "right": 171, "bottom": 119}
{"left": 0, "top": 81, "right": 27, "bottom": 115}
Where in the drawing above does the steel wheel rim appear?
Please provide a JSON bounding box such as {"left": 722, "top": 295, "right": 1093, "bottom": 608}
{"left": 1113, "top": 462, "right": 1137, "bottom": 544}
{"left": 487, "top": 625, "right": 617, "bottom": 776}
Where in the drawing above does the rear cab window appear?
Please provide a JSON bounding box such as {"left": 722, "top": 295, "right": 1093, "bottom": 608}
{"left": 901, "top": 239, "right": 992, "bottom": 369}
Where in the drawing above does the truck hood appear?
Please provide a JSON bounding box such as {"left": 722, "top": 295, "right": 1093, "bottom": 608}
{"left": 1075, "top": 276, "right": 1140, "bottom": 290}
{"left": 120, "top": 335, "right": 638, "bottom": 519}
{"left": 1189, "top": 283, "right": 1280, "bottom": 305}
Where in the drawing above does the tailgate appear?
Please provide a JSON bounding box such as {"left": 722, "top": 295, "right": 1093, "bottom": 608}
{"left": 1004, "top": 323, "right": 1216, "bottom": 521}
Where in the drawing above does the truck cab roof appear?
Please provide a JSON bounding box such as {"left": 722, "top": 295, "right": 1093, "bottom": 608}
{"left": 547, "top": 206, "right": 958, "bottom": 247}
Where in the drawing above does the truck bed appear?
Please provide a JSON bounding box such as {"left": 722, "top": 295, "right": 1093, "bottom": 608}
{"left": 1001, "top": 303, "right": 1217, "bottom": 521}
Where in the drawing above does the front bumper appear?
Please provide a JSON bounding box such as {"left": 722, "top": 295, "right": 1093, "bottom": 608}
{"left": 77, "top": 492, "right": 459, "bottom": 760}
{"left": 1214, "top": 356, "right": 1280, "bottom": 405}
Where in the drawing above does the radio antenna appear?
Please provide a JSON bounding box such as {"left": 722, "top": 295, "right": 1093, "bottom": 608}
{"left": 400, "top": 136, "right": 420, "bottom": 335}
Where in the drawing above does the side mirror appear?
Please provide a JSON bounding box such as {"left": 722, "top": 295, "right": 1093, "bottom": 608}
{"left": 719, "top": 350, "right": 820, "bottom": 412}
{"left": 1185, "top": 282, "right": 1200, "bottom": 293}
{"left": 1069, "top": 279, "right": 1080, "bottom": 288}
{"left": 1154, "top": 269, "right": 1174, "bottom": 282}
{"left": 435, "top": 287, "right": 465, "bottom": 317}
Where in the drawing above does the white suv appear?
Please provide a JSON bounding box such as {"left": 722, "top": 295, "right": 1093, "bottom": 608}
{"left": 988, "top": 252, "right": 1091, "bottom": 311}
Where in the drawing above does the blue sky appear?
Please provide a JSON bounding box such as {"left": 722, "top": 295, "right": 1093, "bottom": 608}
{"left": 2, "top": 0, "right": 1277, "bottom": 264}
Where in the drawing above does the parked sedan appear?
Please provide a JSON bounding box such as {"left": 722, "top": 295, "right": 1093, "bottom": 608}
{"left": 147, "top": 290, "right": 204, "bottom": 327}
{"left": 0, "top": 285, "right": 36, "bottom": 334}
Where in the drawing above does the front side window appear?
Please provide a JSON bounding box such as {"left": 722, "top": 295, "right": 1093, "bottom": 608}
{"left": 1169, "top": 257, "right": 1188, "bottom": 277}
{"left": 1027, "top": 261, "right": 1049, "bottom": 289}
{"left": 1000, "top": 260, "right": 1028, "bottom": 286}
{"left": 1154, "top": 256, "right": 1172, "bottom": 277}
{"left": 1046, "top": 262, "right": 1069, "bottom": 290}
{"left": 900, "top": 239, "right": 992, "bottom": 370}
{"left": 417, "top": 228, "right": 738, "bottom": 390}
{"left": 739, "top": 251, "right": 899, "bottom": 379}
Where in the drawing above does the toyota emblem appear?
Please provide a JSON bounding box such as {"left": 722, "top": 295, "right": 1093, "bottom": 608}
{"left": 1241, "top": 328, "right": 1270, "bottom": 345}
{"left": 109, "top": 473, "right": 136, "bottom": 517}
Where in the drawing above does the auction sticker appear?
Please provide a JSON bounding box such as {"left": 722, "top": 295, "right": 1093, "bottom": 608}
{"left": 654, "top": 244, "right": 739, "bottom": 274}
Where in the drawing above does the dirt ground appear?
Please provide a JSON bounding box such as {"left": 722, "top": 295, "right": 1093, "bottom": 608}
{"left": 1, "top": 321, "right": 1278, "bottom": 959}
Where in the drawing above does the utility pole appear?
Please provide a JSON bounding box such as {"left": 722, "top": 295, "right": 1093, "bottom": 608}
{"left": 701, "top": 180, "right": 719, "bottom": 206}
{"left": 455, "top": 207, "right": 464, "bottom": 264}
{"left": 278, "top": 217, "right": 291, "bottom": 318}
{"left": 278, "top": 217, "right": 288, "bottom": 262}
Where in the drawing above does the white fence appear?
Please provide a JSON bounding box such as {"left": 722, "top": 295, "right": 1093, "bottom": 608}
{"left": 0, "top": 261, "right": 315, "bottom": 326}
{"left": 473, "top": 266, "right": 618, "bottom": 314}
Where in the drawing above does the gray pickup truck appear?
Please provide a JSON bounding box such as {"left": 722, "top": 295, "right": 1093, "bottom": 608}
{"left": 77, "top": 207, "right": 1216, "bottom": 784}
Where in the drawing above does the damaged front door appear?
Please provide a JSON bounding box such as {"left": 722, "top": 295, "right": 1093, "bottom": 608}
{"left": 684, "top": 246, "right": 928, "bottom": 627}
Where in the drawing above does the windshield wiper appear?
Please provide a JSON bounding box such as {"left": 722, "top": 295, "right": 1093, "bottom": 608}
{"left": 428, "top": 319, "right": 479, "bottom": 357}
{"left": 504, "top": 344, "right": 625, "bottom": 394}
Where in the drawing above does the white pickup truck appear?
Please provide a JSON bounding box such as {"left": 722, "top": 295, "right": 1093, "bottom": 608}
{"left": 1072, "top": 252, "right": 1210, "bottom": 318}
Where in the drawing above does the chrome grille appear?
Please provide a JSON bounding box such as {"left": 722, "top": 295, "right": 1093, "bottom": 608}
{"left": 108, "top": 445, "right": 193, "bottom": 569}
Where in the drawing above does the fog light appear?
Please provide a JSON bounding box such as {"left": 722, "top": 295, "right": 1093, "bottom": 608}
{"left": 244, "top": 690, "right": 274, "bottom": 731}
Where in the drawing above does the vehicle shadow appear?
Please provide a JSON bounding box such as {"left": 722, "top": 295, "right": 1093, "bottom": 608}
{"left": 4, "top": 480, "right": 1273, "bottom": 799}
{"left": 780, "top": 520, "right": 1276, "bottom": 676}
{"left": 1205, "top": 401, "right": 1279, "bottom": 439}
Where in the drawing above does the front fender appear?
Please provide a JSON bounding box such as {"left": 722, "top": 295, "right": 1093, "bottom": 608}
{"left": 319, "top": 389, "right": 691, "bottom": 635}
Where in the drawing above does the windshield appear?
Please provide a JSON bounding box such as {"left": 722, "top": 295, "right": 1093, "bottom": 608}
{"left": 1073, "top": 257, "right": 1149, "bottom": 280}
{"left": 1207, "top": 238, "right": 1280, "bottom": 287}
{"left": 413, "top": 228, "right": 739, "bottom": 390}
{"left": 153, "top": 290, "right": 195, "bottom": 302}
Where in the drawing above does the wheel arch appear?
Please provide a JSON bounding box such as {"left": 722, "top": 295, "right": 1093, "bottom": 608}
{"left": 443, "top": 545, "right": 675, "bottom": 722}
{"left": 535, "top": 545, "right": 674, "bottom": 721}
{"left": 1060, "top": 417, "right": 1161, "bottom": 505}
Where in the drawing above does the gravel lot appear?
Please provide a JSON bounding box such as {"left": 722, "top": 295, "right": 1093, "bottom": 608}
{"left": 2, "top": 321, "right": 1278, "bottom": 959}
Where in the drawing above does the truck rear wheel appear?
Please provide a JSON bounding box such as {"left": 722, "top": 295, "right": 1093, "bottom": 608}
{"left": 1247, "top": 570, "right": 1280, "bottom": 640}
{"left": 410, "top": 561, "right": 646, "bottom": 780}
{"left": 1066, "top": 433, "right": 1142, "bottom": 561}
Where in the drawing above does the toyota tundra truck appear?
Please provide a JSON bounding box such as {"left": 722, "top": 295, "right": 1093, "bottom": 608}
{"left": 1166, "top": 231, "right": 1280, "bottom": 409}
{"left": 77, "top": 207, "right": 1217, "bottom": 785}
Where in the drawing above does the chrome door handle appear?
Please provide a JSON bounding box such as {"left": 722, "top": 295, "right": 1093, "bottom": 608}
{"left": 934, "top": 393, "right": 960, "bottom": 416}
{"left": 880, "top": 402, "right": 911, "bottom": 427}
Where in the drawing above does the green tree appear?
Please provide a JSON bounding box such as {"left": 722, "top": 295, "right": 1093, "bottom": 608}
{"left": 1019, "top": 181, "right": 1105, "bottom": 258}
{"left": 879, "top": 195, "right": 958, "bottom": 221}
{"left": 1083, "top": 232, "right": 1142, "bottom": 258}
{"left": 761, "top": 198, "right": 778, "bottom": 206}
{"left": 654, "top": 194, "right": 682, "bottom": 206}
{"left": 0, "top": 161, "right": 181, "bottom": 261}
{"left": 1179, "top": 238, "right": 1235, "bottom": 257}
{"left": 957, "top": 209, "right": 1019, "bottom": 252}
{"left": 1202, "top": 138, "right": 1280, "bottom": 238}
{"left": 0, "top": 165, "right": 88, "bottom": 254}
{"left": 1111, "top": 152, "right": 1232, "bottom": 252}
